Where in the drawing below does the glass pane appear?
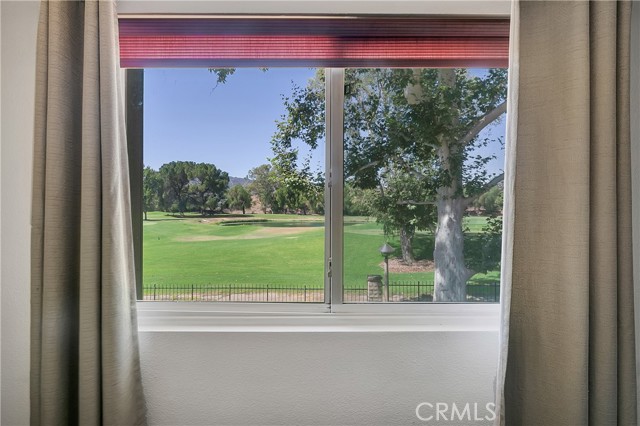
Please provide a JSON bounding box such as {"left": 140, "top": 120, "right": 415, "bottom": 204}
{"left": 342, "top": 68, "right": 507, "bottom": 303}
{"left": 142, "top": 68, "right": 325, "bottom": 302}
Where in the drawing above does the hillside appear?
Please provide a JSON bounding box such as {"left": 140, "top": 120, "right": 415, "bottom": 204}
{"left": 229, "top": 176, "right": 251, "bottom": 187}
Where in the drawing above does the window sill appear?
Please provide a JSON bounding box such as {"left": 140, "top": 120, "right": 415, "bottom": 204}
{"left": 136, "top": 302, "right": 500, "bottom": 333}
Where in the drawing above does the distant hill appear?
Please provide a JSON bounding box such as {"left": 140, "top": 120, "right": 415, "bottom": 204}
{"left": 229, "top": 176, "right": 252, "bottom": 187}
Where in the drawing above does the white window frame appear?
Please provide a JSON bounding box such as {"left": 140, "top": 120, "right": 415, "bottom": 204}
{"left": 136, "top": 301, "right": 500, "bottom": 332}
{"left": 134, "top": 66, "right": 502, "bottom": 329}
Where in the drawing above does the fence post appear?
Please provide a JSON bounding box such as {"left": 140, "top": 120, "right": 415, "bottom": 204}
{"left": 266, "top": 285, "right": 269, "bottom": 302}
{"left": 304, "top": 285, "right": 307, "bottom": 302}
{"left": 153, "top": 284, "right": 156, "bottom": 301}
{"left": 367, "top": 275, "right": 383, "bottom": 302}
{"left": 228, "top": 284, "right": 232, "bottom": 301}
{"left": 191, "top": 284, "right": 194, "bottom": 301}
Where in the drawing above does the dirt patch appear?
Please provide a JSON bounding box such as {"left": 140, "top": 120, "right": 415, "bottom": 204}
{"left": 174, "top": 226, "right": 319, "bottom": 242}
{"left": 380, "top": 258, "right": 435, "bottom": 273}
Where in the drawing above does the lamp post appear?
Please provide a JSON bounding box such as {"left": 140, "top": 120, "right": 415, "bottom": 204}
{"left": 379, "top": 243, "right": 395, "bottom": 302}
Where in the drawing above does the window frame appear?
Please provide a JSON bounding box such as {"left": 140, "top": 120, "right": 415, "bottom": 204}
{"left": 124, "top": 15, "right": 508, "bottom": 319}
{"left": 129, "top": 66, "right": 504, "bottom": 315}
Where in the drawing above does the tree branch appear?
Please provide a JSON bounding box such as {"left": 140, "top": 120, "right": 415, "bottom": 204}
{"left": 352, "top": 160, "right": 380, "bottom": 176}
{"left": 460, "top": 101, "right": 507, "bottom": 146}
{"left": 395, "top": 131, "right": 440, "bottom": 150}
{"left": 463, "top": 173, "right": 504, "bottom": 205}
{"left": 391, "top": 155, "right": 430, "bottom": 181}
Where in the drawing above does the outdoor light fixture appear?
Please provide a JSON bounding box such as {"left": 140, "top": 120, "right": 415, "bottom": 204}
{"left": 379, "top": 243, "right": 395, "bottom": 302}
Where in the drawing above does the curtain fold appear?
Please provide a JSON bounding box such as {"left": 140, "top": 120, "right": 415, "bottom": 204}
{"left": 31, "top": 1, "right": 147, "bottom": 424}
{"left": 497, "top": 1, "right": 636, "bottom": 424}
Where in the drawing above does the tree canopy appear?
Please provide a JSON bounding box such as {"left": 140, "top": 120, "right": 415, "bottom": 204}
{"left": 226, "top": 184, "right": 252, "bottom": 214}
{"left": 143, "top": 166, "right": 162, "bottom": 221}
{"left": 150, "top": 161, "right": 229, "bottom": 216}
{"left": 272, "top": 68, "right": 507, "bottom": 301}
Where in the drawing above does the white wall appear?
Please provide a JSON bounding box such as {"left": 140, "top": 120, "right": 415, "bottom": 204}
{"left": 1, "top": 2, "right": 503, "bottom": 425}
{"left": 1, "top": 1, "right": 39, "bottom": 425}
{"left": 140, "top": 331, "right": 498, "bottom": 425}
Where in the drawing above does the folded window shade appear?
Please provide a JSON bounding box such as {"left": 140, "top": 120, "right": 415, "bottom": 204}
{"left": 118, "top": 17, "right": 509, "bottom": 68}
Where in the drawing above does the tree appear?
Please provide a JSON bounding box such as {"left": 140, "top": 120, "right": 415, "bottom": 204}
{"left": 368, "top": 166, "right": 436, "bottom": 264}
{"left": 248, "top": 164, "right": 278, "bottom": 213}
{"left": 273, "top": 68, "right": 507, "bottom": 301}
{"left": 188, "top": 162, "right": 229, "bottom": 214}
{"left": 227, "top": 184, "right": 252, "bottom": 214}
{"left": 157, "top": 161, "right": 229, "bottom": 216}
{"left": 159, "top": 161, "right": 193, "bottom": 215}
{"left": 142, "top": 166, "right": 162, "bottom": 220}
{"left": 466, "top": 215, "right": 503, "bottom": 277}
{"left": 269, "top": 145, "right": 321, "bottom": 215}
{"left": 273, "top": 69, "right": 437, "bottom": 262}
{"left": 343, "top": 183, "right": 372, "bottom": 217}
{"left": 475, "top": 184, "right": 503, "bottom": 215}
{"left": 210, "top": 69, "right": 326, "bottom": 216}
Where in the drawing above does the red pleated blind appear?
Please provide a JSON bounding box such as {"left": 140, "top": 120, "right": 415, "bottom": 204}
{"left": 118, "top": 17, "right": 509, "bottom": 68}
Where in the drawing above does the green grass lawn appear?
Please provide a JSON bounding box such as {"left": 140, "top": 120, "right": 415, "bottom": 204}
{"left": 143, "top": 211, "right": 499, "bottom": 291}
{"left": 143, "top": 212, "right": 324, "bottom": 287}
{"left": 463, "top": 215, "right": 492, "bottom": 233}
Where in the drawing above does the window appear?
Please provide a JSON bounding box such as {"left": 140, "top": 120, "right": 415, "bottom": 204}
{"left": 122, "top": 17, "right": 509, "bottom": 309}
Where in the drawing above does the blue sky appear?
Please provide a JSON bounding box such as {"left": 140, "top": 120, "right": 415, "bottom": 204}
{"left": 144, "top": 68, "right": 505, "bottom": 178}
{"left": 144, "top": 68, "right": 320, "bottom": 178}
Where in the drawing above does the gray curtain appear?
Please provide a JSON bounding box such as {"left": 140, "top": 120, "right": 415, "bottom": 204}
{"left": 30, "top": 1, "right": 147, "bottom": 424}
{"left": 497, "top": 1, "right": 636, "bottom": 425}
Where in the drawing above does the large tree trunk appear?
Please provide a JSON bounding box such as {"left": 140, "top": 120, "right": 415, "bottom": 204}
{"left": 400, "top": 225, "right": 416, "bottom": 264}
{"left": 432, "top": 69, "right": 474, "bottom": 302}
{"left": 433, "top": 196, "right": 473, "bottom": 301}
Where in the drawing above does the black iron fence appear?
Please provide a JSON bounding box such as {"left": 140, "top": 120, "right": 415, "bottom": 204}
{"left": 344, "top": 280, "right": 499, "bottom": 302}
{"left": 142, "top": 281, "right": 499, "bottom": 303}
{"left": 143, "top": 283, "right": 324, "bottom": 302}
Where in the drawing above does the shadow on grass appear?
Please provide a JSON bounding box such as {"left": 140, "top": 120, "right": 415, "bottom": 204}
{"left": 144, "top": 217, "right": 187, "bottom": 222}
{"left": 216, "top": 214, "right": 258, "bottom": 219}
{"left": 385, "top": 233, "right": 435, "bottom": 263}
{"left": 145, "top": 213, "right": 258, "bottom": 222}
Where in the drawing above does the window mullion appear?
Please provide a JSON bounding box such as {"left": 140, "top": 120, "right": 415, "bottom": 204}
{"left": 327, "top": 68, "right": 345, "bottom": 309}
